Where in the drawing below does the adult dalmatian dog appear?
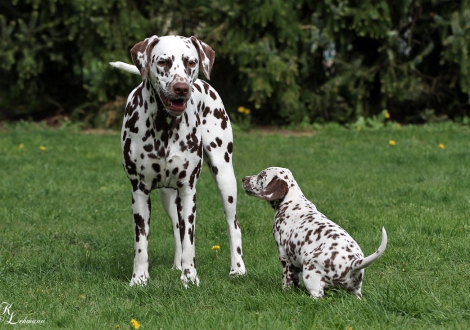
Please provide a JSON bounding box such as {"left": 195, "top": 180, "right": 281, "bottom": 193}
{"left": 110, "top": 35, "right": 246, "bottom": 287}
{"left": 242, "top": 167, "right": 387, "bottom": 298}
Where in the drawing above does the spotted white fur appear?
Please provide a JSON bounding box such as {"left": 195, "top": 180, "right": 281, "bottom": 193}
{"left": 242, "top": 167, "right": 387, "bottom": 298}
{"left": 112, "top": 35, "right": 246, "bottom": 287}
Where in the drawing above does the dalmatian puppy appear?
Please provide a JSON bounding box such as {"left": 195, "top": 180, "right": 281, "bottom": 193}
{"left": 111, "top": 35, "right": 245, "bottom": 287}
{"left": 242, "top": 167, "right": 387, "bottom": 298}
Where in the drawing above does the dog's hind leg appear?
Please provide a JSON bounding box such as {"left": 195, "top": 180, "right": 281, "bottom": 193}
{"left": 303, "top": 270, "right": 325, "bottom": 299}
{"left": 204, "top": 146, "right": 246, "bottom": 276}
{"left": 159, "top": 188, "right": 182, "bottom": 270}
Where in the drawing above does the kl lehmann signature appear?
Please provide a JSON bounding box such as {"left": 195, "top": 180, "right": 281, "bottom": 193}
{"left": 0, "top": 302, "right": 45, "bottom": 325}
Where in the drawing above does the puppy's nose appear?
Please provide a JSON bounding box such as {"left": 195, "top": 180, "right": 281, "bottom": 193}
{"left": 173, "top": 82, "right": 189, "bottom": 96}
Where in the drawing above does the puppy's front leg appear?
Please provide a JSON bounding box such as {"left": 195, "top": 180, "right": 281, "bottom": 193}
{"left": 278, "top": 253, "right": 297, "bottom": 289}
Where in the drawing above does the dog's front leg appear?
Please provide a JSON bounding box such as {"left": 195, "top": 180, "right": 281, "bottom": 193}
{"left": 280, "top": 257, "right": 297, "bottom": 289}
{"left": 130, "top": 189, "right": 151, "bottom": 286}
{"left": 275, "top": 238, "right": 295, "bottom": 288}
{"left": 177, "top": 190, "right": 199, "bottom": 288}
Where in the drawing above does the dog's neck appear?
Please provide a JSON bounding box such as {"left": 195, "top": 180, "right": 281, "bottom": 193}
{"left": 268, "top": 200, "right": 282, "bottom": 209}
{"left": 270, "top": 183, "right": 307, "bottom": 211}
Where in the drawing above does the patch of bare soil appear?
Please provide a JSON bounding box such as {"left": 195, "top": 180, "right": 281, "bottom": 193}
{"left": 45, "top": 114, "right": 70, "bottom": 127}
{"left": 249, "top": 125, "right": 315, "bottom": 136}
{"left": 81, "top": 128, "right": 119, "bottom": 135}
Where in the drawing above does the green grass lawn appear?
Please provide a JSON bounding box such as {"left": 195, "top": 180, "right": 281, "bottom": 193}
{"left": 0, "top": 121, "right": 469, "bottom": 329}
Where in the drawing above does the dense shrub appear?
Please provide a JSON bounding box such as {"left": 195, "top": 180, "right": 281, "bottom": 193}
{"left": 0, "top": 0, "right": 469, "bottom": 126}
{"left": 0, "top": 0, "right": 156, "bottom": 124}
{"left": 203, "top": 0, "right": 470, "bottom": 124}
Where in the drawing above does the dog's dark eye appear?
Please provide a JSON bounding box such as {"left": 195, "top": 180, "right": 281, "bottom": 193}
{"left": 188, "top": 60, "right": 197, "bottom": 68}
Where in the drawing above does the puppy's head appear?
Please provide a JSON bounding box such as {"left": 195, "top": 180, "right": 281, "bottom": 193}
{"left": 242, "top": 167, "right": 293, "bottom": 202}
{"left": 130, "top": 35, "right": 215, "bottom": 116}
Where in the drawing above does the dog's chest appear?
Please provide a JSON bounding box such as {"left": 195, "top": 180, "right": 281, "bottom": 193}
{"left": 122, "top": 90, "right": 202, "bottom": 189}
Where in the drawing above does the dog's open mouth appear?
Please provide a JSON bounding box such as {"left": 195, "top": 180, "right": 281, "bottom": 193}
{"left": 159, "top": 92, "right": 187, "bottom": 115}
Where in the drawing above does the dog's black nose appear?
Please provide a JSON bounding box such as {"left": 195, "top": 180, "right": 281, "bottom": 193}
{"left": 174, "top": 82, "right": 189, "bottom": 96}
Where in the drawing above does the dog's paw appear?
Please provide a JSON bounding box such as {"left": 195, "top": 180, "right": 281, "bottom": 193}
{"left": 180, "top": 268, "right": 200, "bottom": 288}
{"left": 129, "top": 271, "right": 149, "bottom": 287}
{"left": 229, "top": 262, "right": 246, "bottom": 277}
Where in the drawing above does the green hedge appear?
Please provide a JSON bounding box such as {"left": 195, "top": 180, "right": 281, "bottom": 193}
{"left": 1, "top": 0, "right": 469, "bottom": 126}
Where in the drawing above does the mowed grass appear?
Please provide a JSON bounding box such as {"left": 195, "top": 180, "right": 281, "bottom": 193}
{"left": 0, "top": 121, "right": 469, "bottom": 329}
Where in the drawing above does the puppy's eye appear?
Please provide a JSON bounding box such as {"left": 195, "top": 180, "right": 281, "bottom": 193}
{"left": 157, "top": 60, "right": 167, "bottom": 67}
{"left": 188, "top": 60, "right": 197, "bottom": 68}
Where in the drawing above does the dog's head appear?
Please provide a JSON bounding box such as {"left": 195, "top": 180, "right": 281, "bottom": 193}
{"left": 130, "top": 35, "right": 215, "bottom": 116}
{"left": 242, "top": 167, "right": 295, "bottom": 203}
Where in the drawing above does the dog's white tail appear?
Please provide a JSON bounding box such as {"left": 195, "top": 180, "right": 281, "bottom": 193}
{"left": 109, "top": 61, "right": 140, "bottom": 75}
{"left": 352, "top": 227, "right": 387, "bottom": 271}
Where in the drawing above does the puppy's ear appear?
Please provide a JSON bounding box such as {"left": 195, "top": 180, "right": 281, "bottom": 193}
{"left": 190, "top": 36, "right": 215, "bottom": 80}
{"left": 258, "top": 176, "right": 289, "bottom": 201}
{"left": 130, "top": 35, "right": 160, "bottom": 80}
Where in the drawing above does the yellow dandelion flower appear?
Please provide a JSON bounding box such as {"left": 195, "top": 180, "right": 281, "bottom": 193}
{"left": 39, "top": 146, "right": 46, "bottom": 151}
{"left": 130, "top": 319, "right": 140, "bottom": 329}
{"left": 78, "top": 294, "right": 85, "bottom": 299}
{"left": 115, "top": 325, "right": 120, "bottom": 329}
{"left": 212, "top": 245, "right": 220, "bottom": 259}
{"left": 385, "top": 112, "right": 390, "bottom": 119}
{"left": 244, "top": 108, "right": 251, "bottom": 115}
{"left": 356, "top": 126, "right": 361, "bottom": 131}
{"left": 237, "top": 106, "right": 245, "bottom": 113}
{"left": 389, "top": 140, "right": 396, "bottom": 146}
{"left": 19, "top": 143, "right": 24, "bottom": 149}
{"left": 439, "top": 143, "right": 444, "bottom": 149}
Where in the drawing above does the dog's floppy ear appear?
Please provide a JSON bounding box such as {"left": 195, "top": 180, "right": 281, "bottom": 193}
{"left": 258, "top": 176, "right": 289, "bottom": 201}
{"left": 190, "top": 36, "right": 215, "bottom": 80}
{"left": 130, "top": 35, "right": 160, "bottom": 80}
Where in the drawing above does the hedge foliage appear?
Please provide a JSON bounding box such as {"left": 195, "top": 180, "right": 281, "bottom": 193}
{"left": 1, "top": 0, "right": 469, "bottom": 126}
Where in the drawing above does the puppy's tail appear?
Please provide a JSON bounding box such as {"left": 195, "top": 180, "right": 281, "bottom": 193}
{"left": 352, "top": 227, "right": 387, "bottom": 271}
{"left": 109, "top": 61, "right": 140, "bottom": 75}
